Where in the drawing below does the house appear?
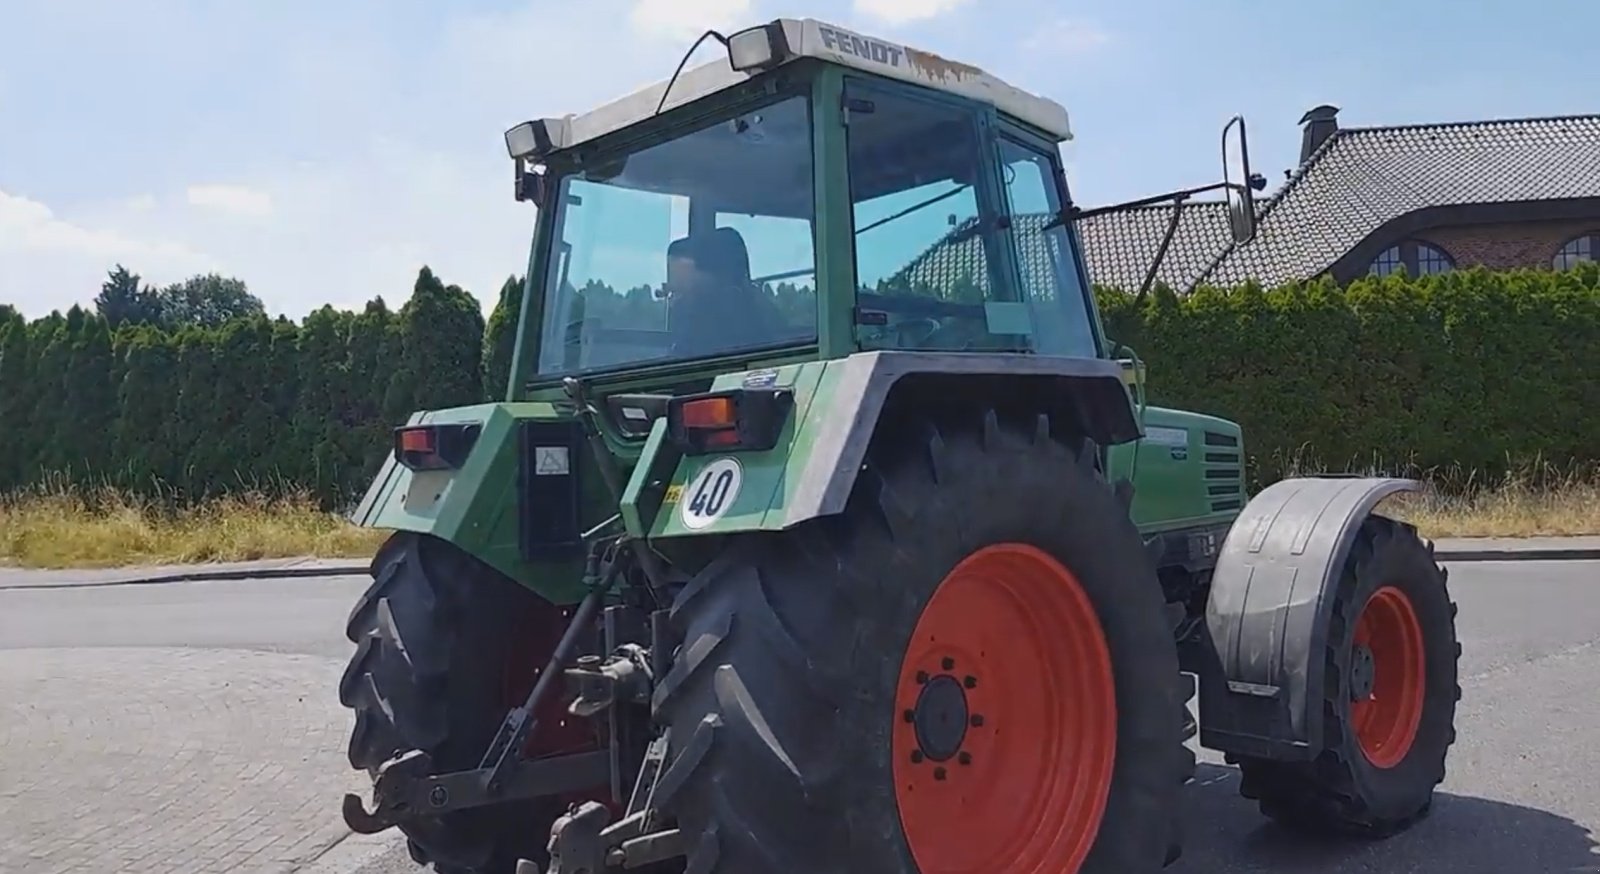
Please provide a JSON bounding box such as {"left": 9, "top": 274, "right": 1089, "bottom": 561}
{"left": 1077, "top": 107, "right": 1600, "bottom": 293}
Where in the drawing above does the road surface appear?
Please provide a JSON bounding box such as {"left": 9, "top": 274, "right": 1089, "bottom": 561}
{"left": 0, "top": 573, "right": 378, "bottom": 873}
{"left": 2, "top": 560, "right": 1597, "bottom": 873}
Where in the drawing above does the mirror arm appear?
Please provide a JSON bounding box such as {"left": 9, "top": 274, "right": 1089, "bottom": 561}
{"left": 1135, "top": 196, "right": 1189, "bottom": 307}
{"left": 1051, "top": 180, "right": 1235, "bottom": 229}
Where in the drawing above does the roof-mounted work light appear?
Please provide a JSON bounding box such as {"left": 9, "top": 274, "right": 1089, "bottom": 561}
{"left": 504, "top": 120, "right": 565, "bottom": 161}
{"left": 726, "top": 22, "right": 792, "bottom": 73}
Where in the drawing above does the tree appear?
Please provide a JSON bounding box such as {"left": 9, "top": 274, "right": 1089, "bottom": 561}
{"left": 388, "top": 267, "right": 485, "bottom": 417}
{"left": 30, "top": 309, "right": 78, "bottom": 476}
{"left": 95, "top": 264, "right": 162, "bottom": 328}
{"left": 114, "top": 325, "right": 179, "bottom": 488}
{"left": 55, "top": 314, "right": 117, "bottom": 476}
{"left": 152, "top": 273, "right": 265, "bottom": 327}
{"left": 482, "top": 275, "right": 523, "bottom": 401}
{"left": 295, "top": 306, "right": 354, "bottom": 499}
{"left": 0, "top": 310, "right": 35, "bottom": 489}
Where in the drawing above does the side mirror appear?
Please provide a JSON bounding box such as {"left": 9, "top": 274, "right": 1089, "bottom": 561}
{"left": 1222, "top": 116, "right": 1267, "bottom": 244}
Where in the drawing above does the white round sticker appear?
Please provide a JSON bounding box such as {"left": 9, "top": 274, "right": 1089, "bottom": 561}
{"left": 680, "top": 457, "right": 743, "bottom": 530}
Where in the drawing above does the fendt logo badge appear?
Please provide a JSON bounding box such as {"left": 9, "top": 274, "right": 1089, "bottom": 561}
{"left": 817, "top": 25, "right": 904, "bottom": 68}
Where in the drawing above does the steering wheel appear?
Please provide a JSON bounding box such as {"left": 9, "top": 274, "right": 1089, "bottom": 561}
{"left": 893, "top": 317, "right": 944, "bottom": 346}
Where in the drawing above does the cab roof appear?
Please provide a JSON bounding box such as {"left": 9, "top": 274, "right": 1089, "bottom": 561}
{"left": 530, "top": 18, "right": 1073, "bottom": 155}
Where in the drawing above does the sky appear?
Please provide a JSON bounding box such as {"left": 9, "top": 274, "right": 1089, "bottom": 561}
{"left": 3, "top": 0, "right": 1598, "bottom": 320}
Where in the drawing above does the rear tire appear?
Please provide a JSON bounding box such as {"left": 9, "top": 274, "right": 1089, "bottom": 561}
{"left": 339, "top": 532, "right": 577, "bottom": 874}
{"left": 651, "top": 410, "right": 1189, "bottom": 874}
{"left": 1234, "top": 516, "right": 1460, "bottom": 837}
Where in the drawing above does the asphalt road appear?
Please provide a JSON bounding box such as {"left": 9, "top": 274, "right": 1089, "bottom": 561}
{"left": 2, "top": 560, "right": 1597, "bottom": 873}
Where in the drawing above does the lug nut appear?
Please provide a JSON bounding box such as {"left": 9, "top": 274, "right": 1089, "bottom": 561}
{"left": 934, "top": 767, "right": 948, "bottom": 781}
{"left": 903, "top": 709, "right": 915, "bottom": 723}
{"left": 429, "top": 786, "right": 449, "bottom": 808}
{"left": 911, "top": 750, "right": 924, "bottom": 764}
{"left": 942, "top": 657, "right": 956, "bottom": 670}
{"left": 916, "top": 670, "right": 929, "bottom": 684}
{"left": 970, "top": 714, "right": 985, "bottom": 728}
{"left": 958, "top": 752, "right": 972, "bottom": 766}
{"left": 964, "top": 675, "right": 978, "bottom": 689}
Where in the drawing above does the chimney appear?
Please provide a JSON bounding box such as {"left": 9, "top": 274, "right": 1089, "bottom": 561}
{"left": 1298, "top": 104, "right": 1340, "bottom": 164}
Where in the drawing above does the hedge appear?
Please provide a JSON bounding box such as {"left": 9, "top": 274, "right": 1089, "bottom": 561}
{"left": 0, "top": 264, "right": 1595, "bottom": 508}
{"left": 1096, "top": 262, "right": 1600, "bottom": 482}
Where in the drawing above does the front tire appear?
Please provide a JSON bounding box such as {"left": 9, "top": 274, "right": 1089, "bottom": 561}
{"left": 1235, "top": 516, "right": 1461, "bottom": 837}
{"left": 651, "top": 410, "right": 1189, "bottom": 874}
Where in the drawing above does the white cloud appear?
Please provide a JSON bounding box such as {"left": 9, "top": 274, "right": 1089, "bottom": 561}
{"left": 629, "top": 0, "right": 754, "bottom": 42}
{"left": 852, "top": 0, "right": 970, "bottom": 25}
{"left": 186, "top": 183, "right": 274, "bottom": 218}
{"left": 0, "top": 188, "right": 214, "bottom": 313}
{"left": 1023, "top": 18, "right": 1112, "bottom": 54}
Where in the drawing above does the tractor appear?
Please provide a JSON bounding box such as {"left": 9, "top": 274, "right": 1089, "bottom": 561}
{"left": 339, "top": 17, "right": 1460, "bottom": 874}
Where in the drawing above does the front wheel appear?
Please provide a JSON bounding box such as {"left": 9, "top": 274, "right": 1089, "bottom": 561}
{"left": 650, "top": 410, "right": 1190, "bottom": 873}
{"left": 1235, "top": 516, "right": 1461, "bottom": 837}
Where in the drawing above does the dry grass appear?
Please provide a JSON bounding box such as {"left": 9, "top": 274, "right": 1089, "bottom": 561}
{"left": 0, "top": 485, "right": 386, "bottom": 570}
{"left": 1278, "top": 455, "right": 1600, "bottom": 540}
{"left": 1381, "top": 478, "right": 1600, "bottom": 539}
{"left": 1, "top": 465, "right": 1595, "bottom": 570}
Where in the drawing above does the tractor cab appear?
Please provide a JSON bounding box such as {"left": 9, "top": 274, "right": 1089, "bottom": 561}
{"left": 503, "top": 19, "right": 1114, "bottom": 398}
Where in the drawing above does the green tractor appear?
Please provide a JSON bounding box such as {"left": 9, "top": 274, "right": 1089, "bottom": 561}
{"left": 339, "top": 18, "right": 1460, "bottom": 874}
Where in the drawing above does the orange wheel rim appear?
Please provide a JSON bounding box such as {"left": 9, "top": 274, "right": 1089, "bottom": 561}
{"left": 1349, "top": 586, "right": 1427, "bottom": 769}
{"left": 892, "top": 543, "right": 1116, "bottom": 874}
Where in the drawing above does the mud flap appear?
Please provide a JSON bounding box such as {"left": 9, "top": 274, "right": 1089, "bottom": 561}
{"left": 1195, "top": 476, "right": 1421, "bottom": 761}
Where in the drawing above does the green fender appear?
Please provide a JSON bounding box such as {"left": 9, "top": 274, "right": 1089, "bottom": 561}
{"left": 349, "top": 401, "right": 609, "bottom": 604}
{"left": 624, "top": 350, "right": 1142, "bottom": 541}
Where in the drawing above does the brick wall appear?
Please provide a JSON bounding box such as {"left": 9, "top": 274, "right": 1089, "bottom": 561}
{"left": 1421, "top": 218, "right": 1600, "bottom": 270}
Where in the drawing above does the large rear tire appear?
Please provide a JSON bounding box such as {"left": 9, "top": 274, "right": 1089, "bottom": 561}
{"left": 339, "top": 532, "right": 585, "bottom": 874}
{"left": 1234, "top": 516, "right": 1461, "bottom": 837}
{"left": 650, "top": 409, "right": 1190, "bottom": 874}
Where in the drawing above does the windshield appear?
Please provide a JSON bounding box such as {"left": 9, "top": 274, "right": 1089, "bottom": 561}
{"left": 535, "top": 94, "right": 819, "bottom": 377}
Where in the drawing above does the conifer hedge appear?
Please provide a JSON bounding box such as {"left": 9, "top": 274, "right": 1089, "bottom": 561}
{"left": 1096, "top": 263, "right": 1600, "bottom": 482}
{"left": 0, "top": 264, "right": 1594, "bottom": 508}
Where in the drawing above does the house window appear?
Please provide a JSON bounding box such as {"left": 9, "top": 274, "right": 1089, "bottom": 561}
{"left": 1369, "top": 240, "right": 1454, "bottom": 277}
{"left": 1553, "top": 234, "right": 1597, "bottom": 271}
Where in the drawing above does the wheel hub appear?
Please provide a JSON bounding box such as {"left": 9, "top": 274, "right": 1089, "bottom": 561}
{"left": 913, "top": 673, "right": 970, "bottom": 762}
{"left": 1349, "top": 643, "right": 1376, "bottom": 701}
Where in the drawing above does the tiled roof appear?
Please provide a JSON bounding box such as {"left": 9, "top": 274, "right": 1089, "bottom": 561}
{"left": 1203, "top": 114, "right": 1600, "bottom": 288}
{"left": 888, "top": 114, "right": 1600, "bottom": 296}
{"left": 1075, "top": 202, "right": 1239, "bottom": 292}
{"left": 887, "top": 205, "right": 1237, "bottom": 298}
{"left": 891, "top": 215, "right": 994, "bottom": 292}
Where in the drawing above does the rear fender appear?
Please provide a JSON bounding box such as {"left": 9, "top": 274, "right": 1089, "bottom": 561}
{"left": 1195, "top": 476, "right": 1422, "bottom": 761}
{"left": 634, "top": 350, "right": 1141, "bottom": 539}
{"left": 351, "top": 401, "right": 596, "bottom": 604}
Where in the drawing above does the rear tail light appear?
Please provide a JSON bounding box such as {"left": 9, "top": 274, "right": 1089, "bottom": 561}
{"left": 666, "top": 389, "right": 792, "bottom": 455}
{"left": 394, "top": 423, "right": 482, "bottom": 470}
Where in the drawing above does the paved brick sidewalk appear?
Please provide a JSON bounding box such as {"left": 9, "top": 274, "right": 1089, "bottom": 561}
{"left": 0, "top": 647, "right": 369, "bottom": 873}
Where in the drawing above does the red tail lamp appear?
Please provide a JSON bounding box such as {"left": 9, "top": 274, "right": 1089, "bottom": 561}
{"left": 394, "top": 423, "right": 482, "bottom": 470}
{"left": 667, "top": 389, "right": 792, "bottom": 455}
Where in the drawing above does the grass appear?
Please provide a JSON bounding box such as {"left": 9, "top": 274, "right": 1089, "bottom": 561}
{"left": 1278, "top": 454, "right": 1600, "bottom": 540}
{"left": 1, "top": 466, "right": 1596, "bottom": 570}
{"left": 0, "top": 485, "right": 386, "bottom": 570}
